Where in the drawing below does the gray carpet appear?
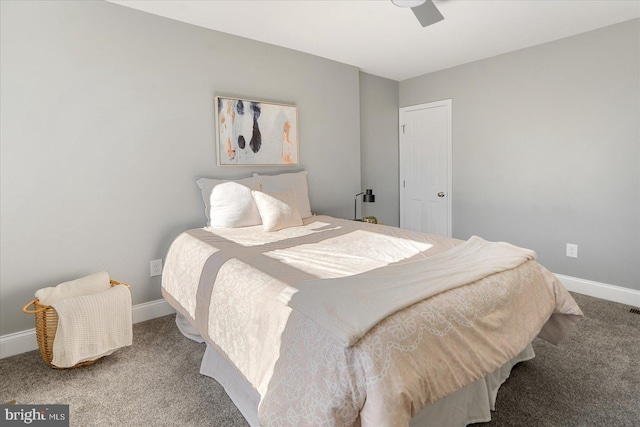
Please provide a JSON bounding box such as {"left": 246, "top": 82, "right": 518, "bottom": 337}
{"left": 1, "top": 293, "right": 638, "bottom": 426}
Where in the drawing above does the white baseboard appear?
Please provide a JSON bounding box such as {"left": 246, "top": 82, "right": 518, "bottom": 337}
{"left": 0, "top": 298, "right": 175, "bottom": 360}
{"left": 3, "top": 276, "right": 638, "bottom": 359}
{"left": 130, "top": 298, "right": 176, "bottom": 324}
{"left": 555, "top": 274, "right": 640, "bottom": 308}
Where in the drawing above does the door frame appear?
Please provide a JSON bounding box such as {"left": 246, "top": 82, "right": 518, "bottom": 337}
{"left": 399, "top": 99, "right": 452, "bottom": 237}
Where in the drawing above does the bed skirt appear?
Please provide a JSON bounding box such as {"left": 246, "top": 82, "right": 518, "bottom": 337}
{"left": 176, "top": 313, "right": 535, "bottom": 427}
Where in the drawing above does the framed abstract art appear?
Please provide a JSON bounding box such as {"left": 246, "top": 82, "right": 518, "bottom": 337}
{"left": 215, "top": 96, "right": 298, "bottom": 166}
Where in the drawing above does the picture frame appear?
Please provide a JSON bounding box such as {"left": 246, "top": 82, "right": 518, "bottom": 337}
{"left": 215, "top": 96, "right": 299, "bottom": 166}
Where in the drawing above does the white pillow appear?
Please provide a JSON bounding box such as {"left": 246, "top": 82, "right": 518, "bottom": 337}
{"left": 196, "top": 177, "right": 262, "bottom": 228}
{"left": 252, "top": 190, "right": 303, "bottom": 232}
{"left": 253, "top": 171, "right": 312, "bottom": 218}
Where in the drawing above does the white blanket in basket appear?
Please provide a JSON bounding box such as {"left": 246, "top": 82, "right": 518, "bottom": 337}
{"left": 51, "top": 285, "right": 132, "bottom": 368}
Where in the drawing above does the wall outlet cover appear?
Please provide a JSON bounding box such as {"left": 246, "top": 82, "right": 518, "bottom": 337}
{"left": 150, "top": 259, "right": 163, "bottom": 277}
{"left": 566, "top": 244, "right": 578, "bottom": 259}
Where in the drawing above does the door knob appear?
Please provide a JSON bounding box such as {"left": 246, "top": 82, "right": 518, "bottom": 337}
{"left": 437, "top": 192, "right": 445, "bottom": 198}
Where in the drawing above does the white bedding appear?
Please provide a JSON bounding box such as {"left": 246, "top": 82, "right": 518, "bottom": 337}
{"left": 162, "top": 215, "right": 582, "bottom": 426}
{"left": 280, "top": 235, "right": 536, "bottom": 346}
{"left": 181, "top": 316, "right": 535, "bottom": 427}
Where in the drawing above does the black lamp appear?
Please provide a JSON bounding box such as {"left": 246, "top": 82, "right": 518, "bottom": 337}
{"left": 354, "top": 189, "right": 375, "bottom": 221}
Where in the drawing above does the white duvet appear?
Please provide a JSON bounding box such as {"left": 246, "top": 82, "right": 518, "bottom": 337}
{"left": 162, "top": 216, "right": 582, "bottom": 426}
{"left": 280, "top": 235, "right": 536, "bottom": 346}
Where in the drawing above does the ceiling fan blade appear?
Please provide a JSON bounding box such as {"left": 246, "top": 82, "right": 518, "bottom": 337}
{"left": 412, "top": 0, "right": 444, "bottom": 27}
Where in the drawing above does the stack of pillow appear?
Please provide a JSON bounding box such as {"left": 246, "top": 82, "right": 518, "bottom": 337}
{"left": 196, "top": 171, "right": 312, "bottom": 232}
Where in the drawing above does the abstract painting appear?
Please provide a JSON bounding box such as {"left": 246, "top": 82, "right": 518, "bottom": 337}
{"left": 215, "top": 96, "right": 298, "bottom": 166}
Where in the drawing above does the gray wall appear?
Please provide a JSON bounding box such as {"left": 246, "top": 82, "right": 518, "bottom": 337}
{"left": 400, "top": 19, "right": 640, "bottom": 291}
{"left": 359, "top": 72, "right": 400, "bottom": 226}
{"left": 2, "top": 2, "right": 637, "bottom": 338}
{"left": 0, "top": 1, "right": 361, "bottom": 335}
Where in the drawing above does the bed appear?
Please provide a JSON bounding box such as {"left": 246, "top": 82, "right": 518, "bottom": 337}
{"left": 161, "top": 172, "right": 582, "bottom": 427}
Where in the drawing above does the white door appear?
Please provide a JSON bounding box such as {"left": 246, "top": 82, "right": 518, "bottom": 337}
{"left": 399, "top": 100, "right": 452, "bottom": 236}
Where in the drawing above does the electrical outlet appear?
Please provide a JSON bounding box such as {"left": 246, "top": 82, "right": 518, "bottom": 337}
{"left": 566, "top": 244, "right": 578, "bottom": 259}
{"left": 150, "top": 259, "right": 163, "bottom": 277}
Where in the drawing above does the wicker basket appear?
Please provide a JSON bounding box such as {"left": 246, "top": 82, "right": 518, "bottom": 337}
{"left": 22, "top": 279, "right": 129, "bottom": 369}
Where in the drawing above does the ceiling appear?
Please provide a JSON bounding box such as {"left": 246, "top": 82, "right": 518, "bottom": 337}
{"left": 110, "top": 0, "right": 640, "bottom": 81}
